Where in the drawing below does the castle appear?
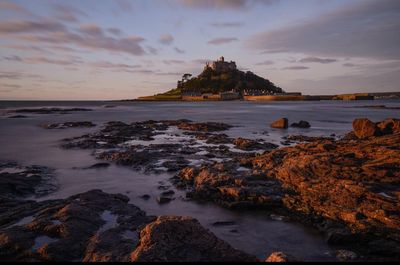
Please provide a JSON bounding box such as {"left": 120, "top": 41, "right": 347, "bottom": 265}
{"left": 204, "top": 56, "right": 237, "bottom": 72}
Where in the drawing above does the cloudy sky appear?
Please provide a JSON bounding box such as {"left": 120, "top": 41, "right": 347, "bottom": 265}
{"left": 0, "top": 0, "right": 399, "bottom": 100}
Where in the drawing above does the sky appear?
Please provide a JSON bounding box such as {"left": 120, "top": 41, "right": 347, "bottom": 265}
{"left": 0, "top": 0, "right": 399, "bottom": 100}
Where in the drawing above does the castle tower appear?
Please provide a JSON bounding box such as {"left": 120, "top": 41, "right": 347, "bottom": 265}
{"left": 219, "top": 56, "right": 224, "bottom": 62}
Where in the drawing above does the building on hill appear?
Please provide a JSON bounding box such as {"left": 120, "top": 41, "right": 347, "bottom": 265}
{"left": 204, "top": 56, "right": 237, "bottom": 72}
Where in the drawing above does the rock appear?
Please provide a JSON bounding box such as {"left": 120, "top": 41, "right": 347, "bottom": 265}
{"left": 130, "top": 216, "right": 258, "bottom": 262}
{"left": 0, "top": 190, "right": 155, "bottom": 262}
{"left": 8, "top": 115, "right": 28, "bottom": 119}
{"left": 161, "top": 190, "right": 175, "bottom": 197}
{"left": 352, "top": 118, "right": 379, "bottom": 139}
{"left": 212, "top": 221, "right": 236, "bottom": 227}
{"left": 233, "top": 138, "right": 278, "bottom": 151}
{"left": 271, "top": 118, "right": 288, "bottom": 129}
{"left": 177, "top": 121, "right": 232, "bottom": 132}
{"left": 140, "top": 194, "right": 151, "bottom": 200}
{"left": 252, "top": 120, "right": 400, "bottom": 258}
{"left": 265, "top": 252, "right": 298, "bottom": 262}
{"left": 174, "top": 161, "right": 284, "bottom": 210}
{"left": 86, "top": 163, "right": 110, "bottom": 169}
{"left": 290, "top": 120, "right": 311, "bottom": 128}
{"left": 335, "top": 250, "right": 358, "bottom": 261}
{"left": 156, "top": 196, "right": 173, "bottom": 204}
{"left": 377, "top": 118, "right": 400, "bottom": 135}
{"left": 11, "top": 108, "right": 92, "bottom": 114}
{"left": 0, "top": 162, "right": 57, "bottom": 199}
{"left": 41, "top": 122, "right": 96, "bottom": 129}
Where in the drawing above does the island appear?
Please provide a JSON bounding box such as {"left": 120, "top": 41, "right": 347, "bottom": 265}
{"left": 136, "top": 57, "right": 399, "bottom": 101}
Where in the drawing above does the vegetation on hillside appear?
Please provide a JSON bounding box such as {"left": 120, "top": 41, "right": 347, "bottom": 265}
{"left": 178, "top": 67, "right": 284, "bottom": 95}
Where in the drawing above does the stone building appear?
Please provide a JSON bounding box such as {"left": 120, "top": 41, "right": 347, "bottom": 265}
{"left": 204, "top": 56, "right": 237, "bottom": 72}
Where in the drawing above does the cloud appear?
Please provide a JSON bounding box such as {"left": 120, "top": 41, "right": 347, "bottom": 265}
{"left": 210, "top": 21, "right": 244, "bottom": 28}
{"left": 51, "top": 4, "right": 87, "bottom": 22}
{"left": 0, "top": 71, "right": 42, "bottom": 80}
{"left": 159, "top": 34, "right": 174, "bottom": 45}
{"left": 256, "top": 60, "right": 274, "bottom": 66}
{"left": 0, "top": 20, "right": 66, "bottom": 34}
{"left": 247, "top": 0, "right": 400, "bottom": 59}
{"left": 298, "top": 57, "right": 337, "bottom": 64}
{"left": 208, "top": 37, "right": 238, "bottom": 45}
{"left": 3, "top": 55, "right": 83, "bottom": 66}
{"left": 282, "top": 66, "right": 309, "bottom": 70}
{"left": 174, "top": 47, "right": 185, "bottom": 54}
{"left": 343, "top": 63, "right": 358, "bottom": 67}
{"left": 79, "top": 24, "right": 104, "bottom": 37}
{"left": 0, "top": 1, "right": 32, "bottom": 15}
{"left": 19, "top": 30, "right": 147, "bottom": 56}
{"left": 116, "top": 0, "right": 134, "bottom": 12}
{"left": 289, "top": 68, "right": 400, "bottom": 95}
{"left": 0, "top": 83, "right": 21, "bottom": 89}
{"left": 177, "top": 0, "right": 277, "bottom": 10}
{"left": 163, "top": 60, "right": 186, "bottom": 65}
{"left": 89, "top": 61, "right": 141, "bottom": 71}
{"left": 108, "top": 28, "right": 122, "bottom": 36}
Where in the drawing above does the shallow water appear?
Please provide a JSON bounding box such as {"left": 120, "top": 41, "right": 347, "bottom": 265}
{"left": 0, "top": 100, "right": 399, "bottom": 261}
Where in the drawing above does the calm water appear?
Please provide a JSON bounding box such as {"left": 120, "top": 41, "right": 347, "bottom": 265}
{"left": 0, "top": 100, "right": 399, "bottom": 261}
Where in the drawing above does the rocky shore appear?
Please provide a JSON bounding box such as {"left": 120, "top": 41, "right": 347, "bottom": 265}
{"left": 173, "top": 118, "right": 400, "bottom": 261}
{"left": 1, "top": 117, "right": 399, "bottom": 262}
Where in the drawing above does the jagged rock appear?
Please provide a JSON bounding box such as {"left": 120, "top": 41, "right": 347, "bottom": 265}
{"left": 174, "top": 162, "right": 283, "bottom": 210}
{"left": 41, "top": 122, "right": 96, "bottom": 129}
{"left": 11, "top": 108, "right": 92, "bottom": 114}
{"left": 177, "top": 121, "right": 232, "bottom": 132}
{"left": 265, "top": 251, "right": 299, "bottom": 262}
{"left": 130, "top": 216, "right": 258, "bottom": 262}
{"left": 335, "top": 250, "right": 358, "bottom": 261}
{"left": 352, "top": 118, "right": 379, "bottom": 139}
{"left": 271, "top": 118, "right": 288, "bottom": 129}
{"left": 233, "top": 137, "right": 278, "bottom": 151}
{"left": 252, "top": 120, "right": 400, "bottom": 258}
{"left": 290, "top": 120, "right": 311, "bottom": 128}
{"left": 0, "top": 190, "right": 154, "bottom": 262}
{"left": 0, "top": 162, "right": 57, "bottom": 199}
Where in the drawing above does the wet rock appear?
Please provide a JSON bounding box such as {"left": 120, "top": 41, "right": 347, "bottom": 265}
{"left": 161, "top": 190, "right": 175, "bottom": 197}
{"left": 252, "top": 120, "right": 400, "bottom": 259}
{"left": 8, "top": 115, "right": 28, "bottom": 119}
{"left": 212, "top": 221, "right": 236, "bottom": 227}
{"left": 0, "top": 190, "right": 155, "bottom": 262}
{"left": 352, "top": 118, "right": 379, "bottom": 139}
{"left": 282, "top": 135, "right": 335, "bottom": 143}
{"left": 41, "top": 122, "right": 96, "bottom": 129}
{"left": 377, "top": 118, "right": 400, "bottom": 135}
{"left": 174, "top": 162, "right": 284, "bottom": 210}
{"left": 156, "top": 196, "right": 173, "bottom": 204}
{"left": 271, "top": 118, "right": 288, "bottom": 129}
{"left": 140, "top": 194, "right": 151, "bottom": 200}
{"left": 265, "top": 252, "right": 298, "bottom": 262}
{"left": 335, "top": 250, "right": 358, "bottom": 261}
{"left": 233, "top": 137, "right": 278, "bottom": 151}
{"left": 85, "top": 163, "right": 111, "bottom": 169}
{"left": 177, "top": 121, "right": 232, "bottom": 132}
{"left": 0, "top": 162, "right": 57, "bottom": 199}
{"left": 290, "top": 120, "right": 311, "bottom": 128}
{"left": 12, "top": 108, "right": 92, "bottom": 114}
{"left": 130, "top": 216, "right": 258, "bottom": 262}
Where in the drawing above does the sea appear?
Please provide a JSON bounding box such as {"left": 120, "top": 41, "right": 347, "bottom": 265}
{"left": 0, "top": 99, "right": 399, "bottom": 261}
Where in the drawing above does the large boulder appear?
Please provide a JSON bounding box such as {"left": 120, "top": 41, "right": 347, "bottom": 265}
{"left": 352, "top": 118, "right": 379, "bottom": 139}
{"left": 130, "top": 216, "right": 258, "bottom": 262}
{"left": 377, "top": 118, "right": 400, "bottom": 135}
{"left": 271, "top": 118, "right": 288, "bottom": 129}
